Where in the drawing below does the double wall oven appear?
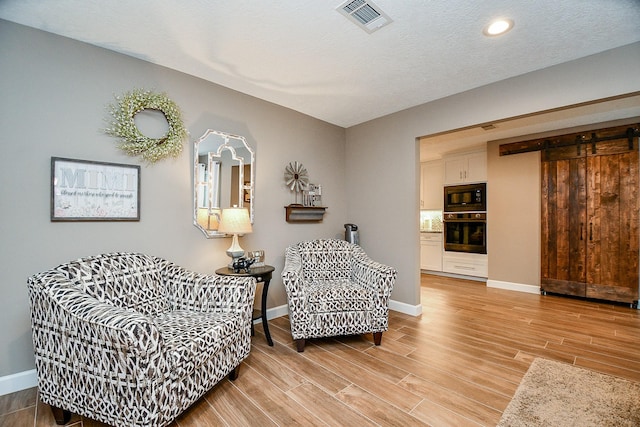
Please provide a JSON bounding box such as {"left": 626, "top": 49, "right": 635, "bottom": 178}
{"left": 443, "top": 183, "right": 487, "bottom": 254}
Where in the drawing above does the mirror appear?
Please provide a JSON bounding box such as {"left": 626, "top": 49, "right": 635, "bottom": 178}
{"left": 193, "top": 129, "right": 255, "bottom": 238}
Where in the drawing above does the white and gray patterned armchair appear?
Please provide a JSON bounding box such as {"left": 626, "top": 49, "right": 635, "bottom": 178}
{"left": 282, "top": 239, "right": 397, "bottom": 352}
{"left": 27, "top": 252, "right": 256, "bottom": 427}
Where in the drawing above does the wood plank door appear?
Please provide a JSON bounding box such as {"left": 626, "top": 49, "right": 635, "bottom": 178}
{"left": 585, "top": 145, "right": 639, "bottom": 303}
{"left": 538, "top": 124, "right": 639, "bottom": 304}
{"left": 541, "top": 153, "right": 587, "bottom": 296}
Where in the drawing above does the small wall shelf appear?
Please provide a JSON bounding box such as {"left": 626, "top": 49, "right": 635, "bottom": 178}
{"left": 285, "top": 205, "right": 327, "bottom": 222}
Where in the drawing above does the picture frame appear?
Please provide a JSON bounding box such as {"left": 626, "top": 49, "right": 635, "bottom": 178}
{"left": 247, "top": 249, "right": 265, "bottom": 266}
{"left": 51, "top": 157, "right": 140, "bottom": 221}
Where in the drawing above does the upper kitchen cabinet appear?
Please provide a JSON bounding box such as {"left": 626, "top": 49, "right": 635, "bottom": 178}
{"left": 443, "top": 150, "right": 487, "bottom": 185}
{"left": 421, "top": 160, "right": 444, "bottom": 209}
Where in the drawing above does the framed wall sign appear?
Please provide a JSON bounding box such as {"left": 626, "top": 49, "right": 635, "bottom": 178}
{"left": 51, "top": 157, "right": 140, "bottom": 221}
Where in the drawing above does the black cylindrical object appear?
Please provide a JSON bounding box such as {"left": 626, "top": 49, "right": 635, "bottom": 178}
{"left": 344, "top": 223, "right": 359, "bottom": 244}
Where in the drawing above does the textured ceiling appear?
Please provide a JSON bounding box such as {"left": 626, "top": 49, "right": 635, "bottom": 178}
{"left": 1, "top": 0, "right": 639, "bottom": 128}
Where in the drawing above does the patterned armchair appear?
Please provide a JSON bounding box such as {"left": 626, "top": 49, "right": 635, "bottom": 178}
{"left": 282, "top": 239, "right": 397, "bottom": 352}
{"left": 27, "top": 252, "right": 256, "bottom": 427}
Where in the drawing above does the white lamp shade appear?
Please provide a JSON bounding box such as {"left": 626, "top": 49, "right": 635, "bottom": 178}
{"left": 218, "top": 207, "right": 252, "bottom": 234}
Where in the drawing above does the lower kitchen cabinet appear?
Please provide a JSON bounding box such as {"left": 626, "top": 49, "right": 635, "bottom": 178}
{"left": 420, "top": 233, "right": 443, "bottom": 271}
{"left": 442, "top": 252, "right": 488, "bottom": 278}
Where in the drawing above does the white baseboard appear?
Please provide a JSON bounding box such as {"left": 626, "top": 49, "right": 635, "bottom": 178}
{"left": 487, "top": 279, "right": 540, "bottom": 294}
{"left": 389, "top": 299, "right": 422, "bottom": 316}
{"left": 259, "top": 302, "right": 423, "bottom": 318}
{"left": 253, "top": 304, "right": 289, "bottom": 323}
{"left": 422, "top": 270, "right": 487, "bottom": 282}
{"left": 0, "top": 369, "right": 37, "bottom": 397}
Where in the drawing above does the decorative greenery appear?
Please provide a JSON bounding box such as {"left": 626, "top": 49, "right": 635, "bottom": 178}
{"left": 105, "top": 89, "right": 187, "bottom": 163}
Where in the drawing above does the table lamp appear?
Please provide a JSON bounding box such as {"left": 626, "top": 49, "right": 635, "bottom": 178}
{"left": 218, "top": 207, "right": 252, "bottom": 267}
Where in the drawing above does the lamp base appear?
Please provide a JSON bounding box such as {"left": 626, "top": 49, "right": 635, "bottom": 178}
{"left": 225, "top": 233, "right": 245, "bottom": 267}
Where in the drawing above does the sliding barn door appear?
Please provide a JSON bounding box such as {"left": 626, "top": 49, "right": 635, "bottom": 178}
{"left": 541, "top": 151, "right": 587, "bottom": 297}
{"left": 585, "top": 146, "right": 639, "bottom": 302}
{"left": 541, "top": 131, "right": 639, "bottom": 304}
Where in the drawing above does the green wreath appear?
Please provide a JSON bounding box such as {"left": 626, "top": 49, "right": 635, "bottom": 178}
{"left": 105, "top": 89, "right": 187, "bottom": 163}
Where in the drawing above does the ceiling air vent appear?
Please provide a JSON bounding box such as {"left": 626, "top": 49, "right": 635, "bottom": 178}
{"left": 337, "top": 0, "right": 393, "bottom": 33}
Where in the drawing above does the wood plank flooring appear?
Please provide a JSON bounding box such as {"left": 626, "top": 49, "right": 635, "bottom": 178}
{"left": 2, "top": 273, "right": 639, "bottom": 426}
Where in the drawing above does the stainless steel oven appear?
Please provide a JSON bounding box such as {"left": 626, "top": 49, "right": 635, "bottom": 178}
{"left": 443, "top": 212, "right": 487, "bottom": 254}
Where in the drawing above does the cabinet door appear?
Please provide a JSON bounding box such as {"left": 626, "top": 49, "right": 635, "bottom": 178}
{"left": 421, "top": 236, "right": 443, "bottom": 271}
{"left": 443, "top": 152, "right": 487, "bottom": 184}
{"left": 465, "top": 151, "right": 487, "bottom": 183}
{"left": 443, "top": 156, "right": 466, "bottom": 184}
{"left": 586, "top": 149, "right": 639, "bottom": 302}
{"left": 541, "top": 156, "right": 587, "bottom": 296}
{"left": 422, "top": 160, "right": 444, "bottom": 209}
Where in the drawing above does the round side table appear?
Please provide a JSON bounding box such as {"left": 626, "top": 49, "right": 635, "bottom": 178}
{"left": 215, "top": 265, "right": 275, "bottom": 346}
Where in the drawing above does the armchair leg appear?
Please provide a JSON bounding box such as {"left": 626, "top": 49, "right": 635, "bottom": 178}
{"left": 373, "top": 332, "right": 383, "bottom": 346}
{"left": 295, "top": 339, "right": 306, "bottom": 352}
{"left": 229, "top": 365, "right": 241, "bottom": 381}
{"left": 50, "top": 406, "right": 71, "bottom": 425}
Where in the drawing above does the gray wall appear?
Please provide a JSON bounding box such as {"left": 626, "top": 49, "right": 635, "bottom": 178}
{"left": 486, "top": 145, "right": 541, "bottom": 285}
{"left": 2, "top": 17, "right": 640, "bottom": 381}
{"left": 0, "top": 20, "right": 347, "bottom": 377}
{"left": 345, "top": 42, "right": 640, "bottom": 304}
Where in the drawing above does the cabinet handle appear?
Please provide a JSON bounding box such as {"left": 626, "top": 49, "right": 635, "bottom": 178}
{"left": 580, "top": 223, "right": 583, "bottom": 240}
{"left": 459, "top": 171, "right": 463, "bottom": 179}
{"left": 589, "top": 222, "right": 593, "bottom": 241}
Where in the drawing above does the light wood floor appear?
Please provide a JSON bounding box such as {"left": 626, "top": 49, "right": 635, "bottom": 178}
{"left": 2, "top": 274, "right": 639, "bottom": 426}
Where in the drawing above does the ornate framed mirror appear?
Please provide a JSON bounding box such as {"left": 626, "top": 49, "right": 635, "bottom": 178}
{"left": 193, "top": 129, "right": 255, "bottom": 238}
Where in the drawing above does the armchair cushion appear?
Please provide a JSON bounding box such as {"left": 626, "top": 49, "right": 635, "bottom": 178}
{"left": 154, "top": 310, "right": 243, "bottom": 381}
{"left": 57, "top": 253, "right": 169, "bottom": 316}
{"left": 306, "top": 279, "right": 375, "bottom": 313}
{"left": 299, "top": 245, "right": 353, "bottom": 281}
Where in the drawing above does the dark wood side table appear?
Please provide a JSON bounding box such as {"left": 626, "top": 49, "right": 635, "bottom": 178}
{"left": 215, "top": 265, "right": 275, "bottom": 346}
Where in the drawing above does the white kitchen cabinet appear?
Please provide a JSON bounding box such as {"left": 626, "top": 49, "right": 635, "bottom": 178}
{"left": 420, "top": 233, "right": 443, "bottom": 271}
{"left": 442, "top": 252, "right": 487, "bottom": 277}
{"left": 420, "top": 160, "right": 444, "bottom": 209}
{"left": 443, "top": 151, "right": 487, "bottom": 185}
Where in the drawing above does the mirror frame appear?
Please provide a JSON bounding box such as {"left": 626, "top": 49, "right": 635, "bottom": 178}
{"left": 193, "top": 129, "right": 255, "bottom": 238}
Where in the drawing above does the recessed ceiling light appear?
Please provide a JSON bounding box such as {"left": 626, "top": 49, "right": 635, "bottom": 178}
{"left": 483, "top": 18, "right": 514, "bottom": 37}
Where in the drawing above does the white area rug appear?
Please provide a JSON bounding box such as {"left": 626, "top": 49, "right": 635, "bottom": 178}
{"left": 497, "top": 358, "right": 640, "bottom": 427}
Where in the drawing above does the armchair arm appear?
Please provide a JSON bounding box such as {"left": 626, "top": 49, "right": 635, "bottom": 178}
{"left": 27, "top": 271, "right": 168, "bottom": 384}
{"left": 281, "top": 245, "right": 305, "bottom": 296}
{"left": 281, "top": 246, "right": 311, "bottom": 333}
{"left": 351, "top": 251, "right": 397, "bottom": 297}
{"left": 161, "top": 261, "right": 256, "bottom": 320}
{"left": 351, "top": 251, "right": 397, "bottom": 331}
